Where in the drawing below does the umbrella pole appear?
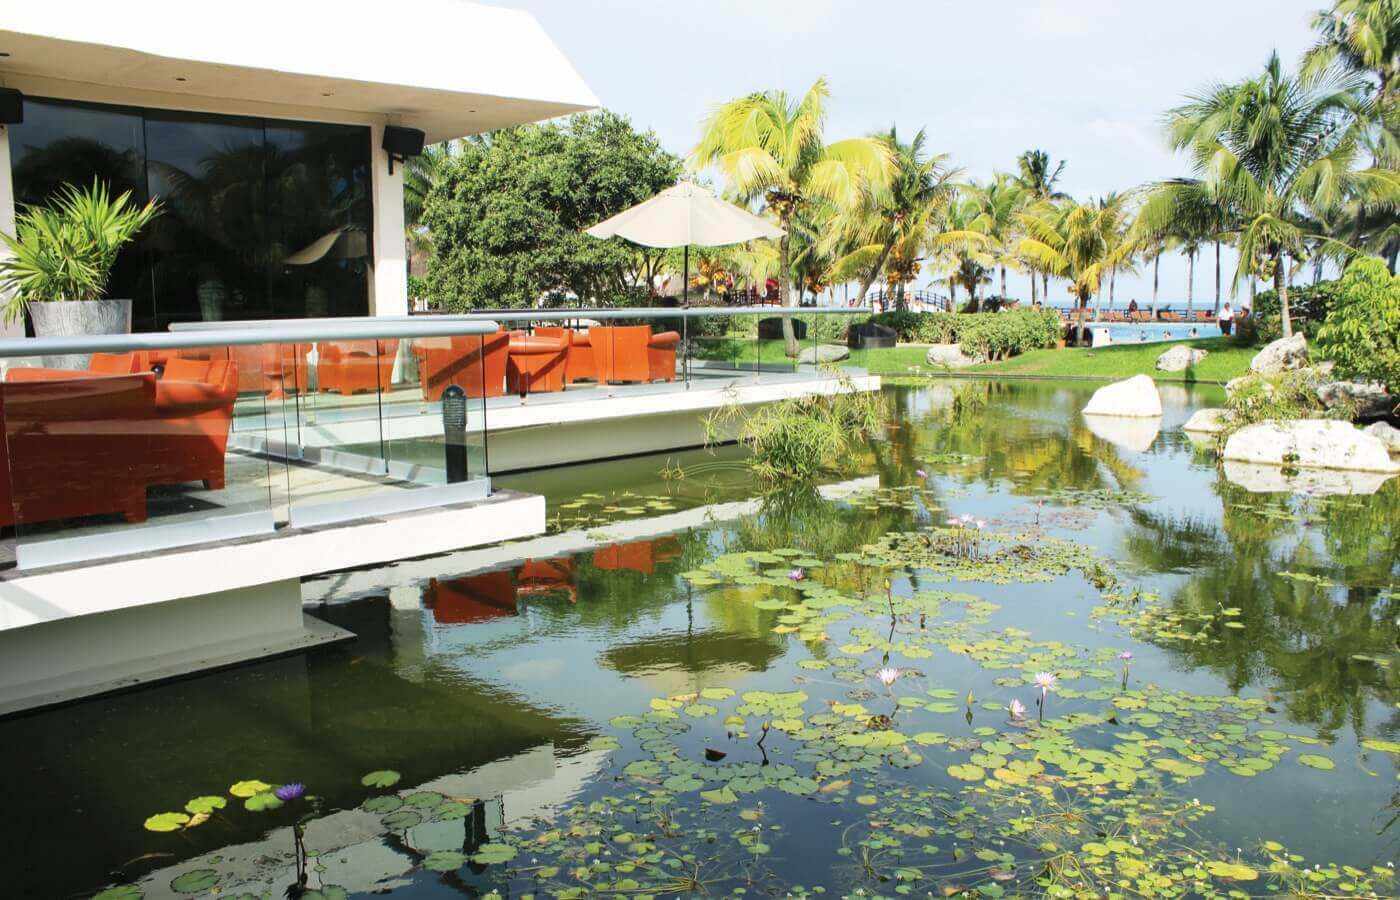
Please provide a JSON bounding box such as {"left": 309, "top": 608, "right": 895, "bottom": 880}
{"left": 683, "top": 245, "right": 691, "bottom": 389}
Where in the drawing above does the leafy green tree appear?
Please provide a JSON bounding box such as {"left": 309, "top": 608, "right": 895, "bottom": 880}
{"left": 965, "top": 175, "right": 1030, "bottom": 302}
{"left": 422, "top": 111, "right": 682, "bottom": 309}
{"left": 1162, "top": 53, "right": 1399, "bottom": 337}
{"left": 1016, "top": 195, "right": 1132, "bottom": 337}
{"left": 1315, "top": 255, "right": 1400, "bottom": 392}
{"left": 692, "top": 77, "right": 893, "bottom": 353}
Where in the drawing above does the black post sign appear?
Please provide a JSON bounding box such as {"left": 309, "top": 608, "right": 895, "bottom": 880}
{"left": 442, "top": 384, "right": 468, "bottom": 483}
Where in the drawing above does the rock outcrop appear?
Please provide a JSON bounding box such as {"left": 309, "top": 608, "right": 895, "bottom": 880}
{"left": 1365, "top": 421, "right": 1400, "bottom": 454}
{"left": 1315, "top": 380, "right": 1395, "bottom": 419}
{"left": 1181, "top": 407, "right": 1231, "bottom": 434}
{"left": 924, "top": 344, "right": 983, "bottom": 369}
{"left": 1249, "top": 334, "right": 1309, "bottom": 375}
{"left": 1156, "top": 345, "right": 1208, "bottom": 372}
{"left": 1082, "top": 374, "right": 1163, "bottom": 418}
{"left": 797, "top": 344, "right": 850, "bottom": 364}
{"left": 1222, "top": 420, "right": 1400, "bottom": 473}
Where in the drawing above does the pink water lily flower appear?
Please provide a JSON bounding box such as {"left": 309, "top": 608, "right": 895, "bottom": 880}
{"left": 915, "top": 469, "right": 928, "bottom": 479}
{"left": 788, "top": 568, "right": 805, "bottom": 581}
{"left": 1119, "top": 650, "right": 1133, "bottom": 661}
{"left": 1007, "top": 698, "right": 1027, "bottom": 721}
{"left": 876, "top": 667, "right": 900, "bottom": 687}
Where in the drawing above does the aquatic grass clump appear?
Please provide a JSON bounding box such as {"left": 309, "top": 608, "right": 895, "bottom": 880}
{"left": 703, "top": 376, "right": 889, "bottom": 481}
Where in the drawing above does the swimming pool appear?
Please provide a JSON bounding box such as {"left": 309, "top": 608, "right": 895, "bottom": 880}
{"left": 1090, "top": 320, "right": 1224, "bottom": 344}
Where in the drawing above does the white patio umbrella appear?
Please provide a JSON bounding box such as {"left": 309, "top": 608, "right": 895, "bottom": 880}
{"left": 585, "top": 181, "right": 784, "bottom": 305}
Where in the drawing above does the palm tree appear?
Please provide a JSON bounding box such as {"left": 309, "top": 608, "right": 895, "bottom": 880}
{"left": 826, "top": 126, "right": 958, "bottom": 311}
{"left": 692, "top": 78, "right": 894, "bottom": 354}
{"left": 965, "top": 175, "right": 1030, "bottom": 302}
{"left": 929, "top": 191, "right": 997, "bottom": 311}
{"left": 1016, "top": 196, "right": 1132, "bottom": 340}
{"left": 1016, "top": 150, "right": 1070, "bottom": 302}
{"left": 403, "top": 141, "right": 460, "bottom": 258}
{"left": 1162, "top": 52, "right": 1399, "bottom": 336}
{"left": 1304, "top": 0, "right": 1400, "bottom": 103}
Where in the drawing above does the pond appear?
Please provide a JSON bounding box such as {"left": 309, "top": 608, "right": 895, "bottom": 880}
{"left": 2, "top": 379, "right": 1396, "bottom": 899}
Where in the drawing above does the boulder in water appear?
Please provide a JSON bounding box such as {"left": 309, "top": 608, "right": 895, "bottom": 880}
{"left": 1082, "top": 375, "right": 1163, "bottom": 418}
{"left": 1182, "top": 407, "right": 1231, "bottom": 434}
{"left": 1222, "top": 419, "right": 1399, "bottom": 473}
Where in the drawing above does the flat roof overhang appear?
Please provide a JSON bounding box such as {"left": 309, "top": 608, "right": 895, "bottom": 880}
{"left": 0, "top": 0, "right": 599, "bottom": 140}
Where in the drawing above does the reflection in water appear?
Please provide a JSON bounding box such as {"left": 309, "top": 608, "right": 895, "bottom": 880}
{"left": 1, "top": 380, "right": 1396, "bottom": 897}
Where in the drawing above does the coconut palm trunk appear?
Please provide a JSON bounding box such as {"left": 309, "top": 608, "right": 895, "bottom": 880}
{"left": 1275, "top": 252, "right": 1293, "bottom": 338}
{"left": 855, "top": 241, "right": 894, "bottom": 310}
{"left": 1213, "top": 239, "right": 1221, "bottom": 315}
{"left": 1030, "top": 271, "right": 1039, "bottom": 304}
{"left": 779, "top": 228, "right": 798, "bottom": 356}
{"left": 1152, "top": 252, "right": 1160, "bottom": 313}
{"left": 1186, "top": 250, "right": 1195, "bottom": 318}
{"left": 1000, "top": 265, "right": 1007, "bottom": 301}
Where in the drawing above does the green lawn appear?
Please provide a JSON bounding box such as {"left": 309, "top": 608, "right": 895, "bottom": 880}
{"left": 690, "top": 335, "right": 1255, "bottom": 383}
{"left": 960, "top": 337, "right": 1253, "bottom": 383}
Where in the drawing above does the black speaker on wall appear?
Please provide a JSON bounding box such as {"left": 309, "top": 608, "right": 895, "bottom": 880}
{"left": 382, "top": 125, "right": 425, "bottom": 162}
{"left": 0, "top": 88, "right": 23, "bottom": 125}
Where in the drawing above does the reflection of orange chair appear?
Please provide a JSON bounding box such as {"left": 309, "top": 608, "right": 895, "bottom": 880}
{"left": 0, "top": 372, "right": 157, "bottom": 526}
{"left": 415, "top": 331, "right": 510, "bottom": 401}
{"left": 648, "top": 331, "right": 680, "bottom": 382}
{"left": 516, "top": 557, "right": 577, "bottom": 602}
{"left": 506, "top": 330, "right": 568, "bottom": 394}
{"left": 423, "top": 570, "right": 518, "bottom": 624}
{"left": 535, "top": 327, "right": 596, "bottom": 385}
{"left": 319, "top": 339, "right": 398, "bottom": 396}
{"left": 593, "top": 537, "right": 682, "bottom": 575}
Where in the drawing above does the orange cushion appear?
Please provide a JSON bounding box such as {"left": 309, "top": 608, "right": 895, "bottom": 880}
{"left": 162, "top": 357, "right": 212, "bottom": 382}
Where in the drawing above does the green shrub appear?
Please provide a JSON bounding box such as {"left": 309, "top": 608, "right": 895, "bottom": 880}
{"left": 868, "top": 309, "right": 1061, "bottom": 359}
{"left": 704, "top": 379, "right": 888, "bottom": 481}
{"left": 1251, "top": 279, "right": 1342, "bottom": 343}
{"left": 1314, "top": 257, "right": 1400, "bottom": 394}
{"left": 1216, "top": 368, "right": 1347, "bottom": 446}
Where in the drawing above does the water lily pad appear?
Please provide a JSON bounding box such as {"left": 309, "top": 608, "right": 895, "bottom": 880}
{"left": 361, "top": 795, "right": 403, "bottom": 814}
{"left": 381, "top": 809, "right": 422, "bottom": 830}
{"left": 700, "top": 786, "right": 737, "bottom": 804}
{"left": 143, "top": 812, "right": 190, "bottom": 833}
{"left": 360, "top": 770, "right": 401, "bottom": 788}
{"left": 228, "top": 780, "right": 271, "bottom": 798}
{"left": 470, "top": 843, "right": 517, "bottom": 865}
{"left": 169, "top": 869, "right": 221, "bottom": 894}
{"left": 423, "top": 850, "right": 467, "bottom": 872}
{"left": 244, "top": 791, "right": 283, "bottom": 812}
{"left": 947, "top": 764, "right": 985, "bottom": 781}
{"left": 183, "top": 796, "right": 226, "bottom": 815}
{"left": 1297, "top": 754, "right": 1335, "bottom": 770}
{"left": 93, "top": 887, "right": 143, "bottom": 900}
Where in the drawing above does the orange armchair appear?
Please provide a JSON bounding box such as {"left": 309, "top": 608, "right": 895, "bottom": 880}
{"left": 149, "top": 358, "right": 240, "bottom": 491}
{"left": 318, "top": 339, "right": 398, "bottom": 396}
{"left": 414, "top": 331, "right": 510, "bottom": 401}
{"left": 506, "top": 330, "right": 569, "bottom": 395}
{"left": 589, "top": 325, "right": 652, "bottom": 384}
{"left": 648, "top": 331, "right": 681, "bottom": 383}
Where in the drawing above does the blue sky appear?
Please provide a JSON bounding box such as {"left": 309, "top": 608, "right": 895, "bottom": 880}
{"left": 490, "top": 0, "right": 1324, "bottom": 305}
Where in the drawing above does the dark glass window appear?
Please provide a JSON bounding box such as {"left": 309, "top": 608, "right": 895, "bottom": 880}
{"left": 8, "top": 98, "right": 373, "bottom": 331}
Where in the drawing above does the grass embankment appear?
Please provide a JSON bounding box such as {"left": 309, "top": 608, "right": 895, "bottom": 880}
{"left": 692, "top": 336, "right": 1255, "bottom": 383}
{"left": 962, "top": 337, "right": 1253, "bottom": 383}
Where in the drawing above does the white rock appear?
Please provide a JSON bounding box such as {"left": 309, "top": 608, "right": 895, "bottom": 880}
{"left": 924, "top": 344, "right": 982, "bottom": 368}
{"left": 1222, "top": 460, "right": 1394, "bottom": 496}
{"left": 1084, "top": 414, "right": 1160, "bottom": 453}
{"left": 1156, "top": 345, "right": 1209, "bottom": 372}
{"left": 1182, "top": 407, "right": 1231, "bottom": 434}
{"left": 1249, "top": 333, "right": 1309, "bottom": 375}
{"left": 797, "top": 344, "right": 850, "bottom": 364}
{"left": 1365, "top": 421, "right": 1400, "bottom": 454}
{"left": 1315, "top": 380, "right": 1395, "bottom": 419}
{"left": 1082, "top": 374, "right": 1163, "bottom": 418}
{"left": 1222, "top": 419, "right": 1400, "bottom": 473}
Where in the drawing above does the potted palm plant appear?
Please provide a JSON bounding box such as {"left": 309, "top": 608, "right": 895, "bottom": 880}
{"left": 0, "top": 180, "right": 160, "bottom": 355}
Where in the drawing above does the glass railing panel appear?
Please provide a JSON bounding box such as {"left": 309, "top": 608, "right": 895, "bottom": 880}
{"left": 0, "top": 342, "right": 283, "bottom": 569}
{"left": 686, "top": 311, "right": 750, "bottom": 381}
{"left": 756, "top": 309, "right": 797, "bottom": 383}
{"left": 380, "top": 333, "right": 491, "bottom": 488}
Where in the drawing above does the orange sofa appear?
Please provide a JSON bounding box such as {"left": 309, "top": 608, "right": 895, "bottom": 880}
{"left": 318, "top": 339, "right": 399, "bottom": 396}
{"left": 0, "top": 357, "right": 240, "bottom": 528}
{"left": 506, "top": 330, "right": 568, "bottom": 395}
{"left": 414, "top": 331, "right": 510, "bottom": 401}
{"left": 534, "top": 327, "right": 596, "bottom": 385}
{"left": 648, "top": 330, "right": 681, "bottom": 383}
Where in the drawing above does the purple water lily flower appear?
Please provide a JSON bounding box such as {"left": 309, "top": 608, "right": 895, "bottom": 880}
{"left": 1119, "top": 650, "right": 1133, "bottom": 661}
{"left": 787, "top": 568, "right": 805, "bottom": 582}
{"left": 274, "top": 783, "right": 305, "bottom": 802}
{"left": 915, "top": 469, "right": 928, "bottom": 479}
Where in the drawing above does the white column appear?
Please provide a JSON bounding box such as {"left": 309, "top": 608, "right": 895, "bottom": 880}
{"left": 0, "top": 124, "right": 22, "bottom": 338}
{"left": 368, "top": 122, "right": 409, "bottom": 317}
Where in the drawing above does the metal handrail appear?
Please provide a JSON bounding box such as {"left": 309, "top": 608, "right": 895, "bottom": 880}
{"left": 168, "top": 306, "right": 873, "bottom": 332}
{"left": 0, "top": 318, "right": 502, "bottom": 359}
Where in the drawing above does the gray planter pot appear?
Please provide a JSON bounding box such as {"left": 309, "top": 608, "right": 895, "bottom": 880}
{"left": 28, "top": 298, "right": 133, "bottom": 369}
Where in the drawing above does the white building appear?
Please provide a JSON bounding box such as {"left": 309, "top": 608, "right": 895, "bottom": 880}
{"left": 0, "top": 0, "right": 599, "bottom": 333}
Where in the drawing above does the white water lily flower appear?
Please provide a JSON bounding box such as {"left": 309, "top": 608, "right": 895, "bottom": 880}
{"left": 876, "top": 667, "right": 900, "bottom": 687}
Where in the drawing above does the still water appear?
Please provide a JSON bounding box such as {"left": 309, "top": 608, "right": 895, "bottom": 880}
{"left": 2, "top": 380, "right": 1395, "bottom": 898}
